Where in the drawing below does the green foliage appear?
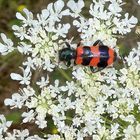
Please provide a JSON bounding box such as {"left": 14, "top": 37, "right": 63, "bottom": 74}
{"left": 6, "top": 111, "right": 22, "bottom": 124}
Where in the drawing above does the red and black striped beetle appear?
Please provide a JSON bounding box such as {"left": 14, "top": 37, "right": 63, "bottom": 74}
{"left": 59, "top": 40, "right": 117, "bottom": 72}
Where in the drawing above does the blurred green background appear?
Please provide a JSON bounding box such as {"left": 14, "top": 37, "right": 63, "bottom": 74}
{"left": 0, "top": 0, "right": 140, "bottom": 137}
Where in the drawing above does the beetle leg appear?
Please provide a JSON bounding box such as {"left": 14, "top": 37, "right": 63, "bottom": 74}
{"left": 90, "top": 66, "right": 105, "bottom": 73}
{"left": 93, "top": 40, "right": 104, "bottom": 46}
{"left": 65, "top": 42, "right": 71, "bottom": 48}
{"left": 77, "top": 42, "right": 81, "bottom": 48}
{"left": 66, "top": 61, "right": 71, "bottom": 67}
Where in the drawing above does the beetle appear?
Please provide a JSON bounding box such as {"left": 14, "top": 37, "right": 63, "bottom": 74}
{"left": 59, "top": 40, "right": 117, "bottom": 72}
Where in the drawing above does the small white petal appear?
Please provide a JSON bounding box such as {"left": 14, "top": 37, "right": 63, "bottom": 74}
{"left": 16, "top": 12, "right": 26, "bottom": 21}
{"left": 4, "top": 99, "right": 15, "bottom": 106}
{"left": 1, "top": 33, "right": 7, "bottom": 41}
{"left": 10, "top": 73, "right": 22, "bottom": 81}
{"left": 0, "top": 43, "right": 7, "bottom": 53}
{"left": 54, "top": 0, "right": 64, "bottom": 13}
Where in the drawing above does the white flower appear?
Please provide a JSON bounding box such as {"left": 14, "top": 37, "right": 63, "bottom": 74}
{"left": 72, "top": 117, "right": 83, "bottom": 127}
{"left": 17, "top": 42, "right": 32, "bottom": 55}
{"left": 100, "top": 68, "right": 117, "bottom": 84}
{"left": 110, "top": 123, "right": 119, "bottom": 139}
{"left": 54, "top": 24, "right": 70, "bottom": 38}
{"left": 26, "top": 135, "right": 45, "bottom": 140}
{"left": 23, "top": 57, "right": 35, "bottom": 70}
{"left": 16, "top": 8, "right": 34, "bottom": 27}
{"left": 14, "top": 129, "right": 29, "bottom": 139}
{"left": 61, "top": 81, "right": 76, "bottom": 96}
{"left": 4, "top": 87, "right": 34, "bottom": 109}
{"left": 67, "top": 0, "right": 84, "bottom": 17}
{"left": 125, "top": 46, "right": 140, "bottom": 72}
{"left": 124, "top": 13, "right": 138, "bottom": 29}
{"left": 49, "top": 80, "right": 60, "bottom": 97}
{"left": 72, "top": 67, "right": 85, "bottom": 81}
{"left": 4, "top": 93, "right": 25, "bottom": 109}
{"left": 123, "top": 123, "right": 140, "bottom": 140}
{"left": 113, "top": 13, "right": 138, "bottom": 34}
{"left": 5, "top": 133, "right": 17, "bottom": 140}
{"left": 0, "top": 33, "right": 14, "bottom": 55}
{"left": 96, "top": 125, "right": 110, "bottom": 139}
{"left": 22, "top": 110, "right": 35, "bottom": 123}
{"left": 43, "top": 58, "right": 55, "bottom": 72}
{"left": 35, "top": 115, "right": 47, "bottom": 129}
{"left": 36, "top": 76, "right": 49, "bottom": 88}
{"left": 0, "top": 115, "right": 12, "bottom": 134}
{"left": 108, "top": 0, "right": 122, "bottom": 16}
{"left": 10, "top": 67, "right": 31, "bottom": 85}
{"left": 47, "top": 0, "right": 69, "bottom": 22}
{"left": 89, "top": 1, "right": 111, "bottom": 20}
{"left": 12, "top": 25, "right": 29, "bottom": 40}
{"left": 37, "top": 9, "right": 49, "bottom": 26}
{"left": 47, "top": 134, "right": 63, "bottom": 140}
{"left": 73, "top": 17, "right": 88, "bottom": 32}
{"left": 35, "top": 106, "right": 48, "bottom": 128}
{"left": 120, "top": 115, "right": 135, "bottom": 124}
{"left": 25, "top": 97, "right": 38, "bottom": 109}
{"left": 20, "top": 86, "right": 35, "bottom": 98}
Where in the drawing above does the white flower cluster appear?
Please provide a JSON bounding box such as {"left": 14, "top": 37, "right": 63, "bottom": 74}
{"left": 48, "top": 42, "right": 140, "bottom": 139}
{"left": 0, "top": 114, "right": 44, "bottom": 140}
{"left": 0, "top": 0, "right": 70, "bottom": 73}
{"left": 0, "top": 0, "right": 140, "bottom": 140}
{"left": 68, "top": 0, "right": 138, "bottom": 47}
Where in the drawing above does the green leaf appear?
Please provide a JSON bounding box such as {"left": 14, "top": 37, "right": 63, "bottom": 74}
{"left": 6, "top": 111, "right": 22, "bottom": 124}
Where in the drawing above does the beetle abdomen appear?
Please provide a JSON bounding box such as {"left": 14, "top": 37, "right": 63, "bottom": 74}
{"left": 75, "top": 45, "right": 116, "bottom": 67}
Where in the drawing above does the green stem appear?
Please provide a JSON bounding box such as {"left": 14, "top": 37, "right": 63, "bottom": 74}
{"left": 66, "top": 116, "right": 73, "bottom": 121}
{"left": 101, "top": 116, "right": 124, "bottom": 130}
{"left": 58, "top": 68, "right": 72, "bottom": 81}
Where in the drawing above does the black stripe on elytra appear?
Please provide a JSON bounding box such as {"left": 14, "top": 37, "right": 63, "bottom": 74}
{"left": 97, "top": 45, "right": 109, "bottom": 67}
{"left": 81, "top": 46, "right": 93, "bottom": 66}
